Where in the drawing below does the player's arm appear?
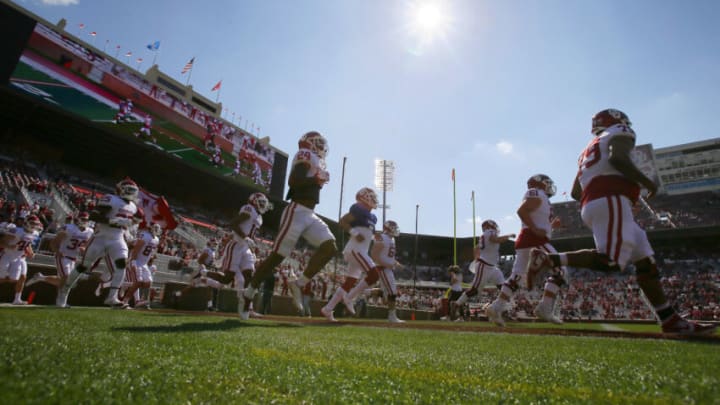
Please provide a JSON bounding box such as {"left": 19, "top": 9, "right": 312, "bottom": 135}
{"left": 89, "top": 204, "right": 113, "bottom": 224}
{"left": 570, "top": 174, "right": 583, "bottom": 202}
{"left": 129, "top": 239, "right": 145, "bottom": 262}
{"left": 288, "top": 162, "right": 322, "bottom": 189}
{"left": 339, "top": 212, "right": 355, "bottom": 233}
{"left": 608, "top": 136, "right": 658, "bottom": 199}
{"left": 229, "top": 212, "right": 251, "bottom": 238}
{"left": 50, "top": 230, "right": 68, "bottom": 253}
{"left": 489, "top": 233, "right": 515, "bottom": 243}
{"left": 0, "top": 234, "right": 14, "bottom": 249}
{"left": 517, "top": 197, "right": 546, "bottom": 238}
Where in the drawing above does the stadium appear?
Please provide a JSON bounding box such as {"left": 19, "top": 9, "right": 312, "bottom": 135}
{"left": 1, "top": 1, "right": 719, "bottom": 403}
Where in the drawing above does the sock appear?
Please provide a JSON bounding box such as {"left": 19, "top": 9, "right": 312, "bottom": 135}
{"left": 14, "top": 291, "right": 22, "bottom": 302}
{"left": 205, "top": 279, "right": 223, "bottom": 289}
{"left": 540, "top": 282, "right": 560, "bottom": 306}
{"left": 389, "top": 309, "right": 396, "bottom": 318}
{"left": 325, "top": 288, "right": 347, "bottom": 310}
{"left": 244, "top": 285, "right": 256, "bottom": 300}
{"left": 455, "top": 292, "right": 468, "bottom": 306}
{"left": 346, "top": 279, "right": 369, "bottom": 302}
{"left": 37, "top": 273, "right": 46, "bottom": 280}
{"left": 109, "top": 268, "right": 126, "bottom": 290}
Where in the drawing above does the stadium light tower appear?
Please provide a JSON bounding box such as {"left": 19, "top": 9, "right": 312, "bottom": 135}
{"left": 374, "top": 159, "right": 395, "bottom": 225}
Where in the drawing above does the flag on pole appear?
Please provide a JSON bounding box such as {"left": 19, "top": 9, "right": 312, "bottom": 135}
{"left": 138, "top": 189, "right": 178, "bottom": 230}
{"left": 78, "top": 23, "right": 85, "bottom": 29}
{"left": 136, "top": 58, "right": 143, "bottom": 63}
{"left": 181, "top": 57, "right": 195, "bottom": 74}
{"left": 211, "top": 80, "right": 222, "bottom": 91}
{"left": 451, "top": 168, "right": 455, "bottom": 181}
{"left": 90, "top": 31, "right": 97, "bottom": 37}
{"left": 146, "top": 40, "right": 161, "bottom": 51}
{"left": 125, "top": 51, "right": 132, "bottom": 57}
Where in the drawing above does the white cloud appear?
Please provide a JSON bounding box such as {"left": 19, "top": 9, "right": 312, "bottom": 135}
{"left": 495, "top": 141, "right": 513, "bottom": 155}
{"left": 41, "top": 0, "right": 79, "bottom": 5}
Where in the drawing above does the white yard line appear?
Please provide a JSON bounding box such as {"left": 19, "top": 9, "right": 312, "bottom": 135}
{"left": 600, "top": 324, "right": 624, "bottom": 332}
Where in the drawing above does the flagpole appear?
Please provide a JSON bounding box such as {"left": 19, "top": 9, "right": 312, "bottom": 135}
{"left": 335, "top": 156, "right": 347, "bottom": 292}
{"left": 186, "top": 64, "right": 193, "bottom": 86}
{"left": 413, "top": 204, "right": 419, "bottom": 314}
{"left": 215, "top": 80, "right": 221, "bottom": 103}
{"left": 472, "top": 190, "right": 476, "bottom": 249}
{"left": 152, "top": 51, "right": 158, "bottom": 66}
{"left": 452, "top": 168, "right": 457, "bottom": 266}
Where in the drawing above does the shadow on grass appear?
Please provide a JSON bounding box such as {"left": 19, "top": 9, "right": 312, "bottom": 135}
{"left": 112, "top": 318, "right": 300, "bottom": 333}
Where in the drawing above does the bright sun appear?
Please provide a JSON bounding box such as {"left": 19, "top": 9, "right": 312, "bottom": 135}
{"left": 406, "top": 1, "right": 452, "bottom": 53}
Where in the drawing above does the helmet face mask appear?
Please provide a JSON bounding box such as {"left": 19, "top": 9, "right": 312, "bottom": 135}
{"left": 527, "top": 174, "right": 557, "bottom": 197}
{"left": 383, "top": 220, "right": 400, "bottom": 237}
{"left": 248, "top": 192, "right": 272, "bottom": 214}
{"left": 116, "top": 178, "right": 139, "bottom": 203}
{"left": 481, "top": 220, "right": 498, "bottom": 232}
{"left": 355, "top": 187, "right": 378, "bottom": 209}
{"left": 298, "top": 131, "right": 328, "bottom": 159}
{"left": 591, "top": 108, "right": 632, "bottom": 135}
{"left": 151, "top": 223, "right": 163, "bottom": 237}
{"left": 76, "top": 212, "right": 90, "bottom": 229}
{"left": 23, "top": 215, "right": 42, "bottom": 233}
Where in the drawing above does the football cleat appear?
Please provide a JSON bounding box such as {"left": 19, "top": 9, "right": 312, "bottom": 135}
{"left": 388, "top": 313, "right": 406, "bottom": 323}
{"left": 342, "top": 293, "right": 356, "bottom": 316}
{"left": 534, "top": 301, "right": 563, "bottom": 324}
{"left": 320, "top": 306, "right": 337, "bottom": 322}
{"left": 661, "top": 313, "right": 717, "bottom": 335}
{"left": 289, "top": 280, "right": 304, "bottom": 312}
{"left": 12, "top": 299, "right": 27, "bottom": 305}
{"left": 104, "top": 295, "right": 123, "bottom": 307}
{"left": 25, "top": 273, "right": 43, "bottom": 287}
{"left": 527, "top": 248, "right": 553, "bottom": 290}
{"left": 486, "top": 301, "right": 506, "bottom": 327}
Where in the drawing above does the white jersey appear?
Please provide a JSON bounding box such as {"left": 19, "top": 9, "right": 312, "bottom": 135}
{"left": 1, "top": 226, "right": 38, "bottom": 261}
{"left": 373, "top": 232, "right": 397, "bottom": 269}
{"left": 577, "top": 124, "right": 641, "bottom": 207}
{"left": 57, "top": 224, "right": 94, "bottom": 259}
{"left": 514, "top": 188, "right": 553, "bottom": 249}
{"left": 134, "top": 230, "right": 159, "bottom": 267}
{"left": 478, "top": 228, "right": 501, "bottom": 266}
{"left": 292, "top": 147, "right": 326, "bottom": 179}
{"left": 95, "top": 194, "right": 138, "bottom": 237}
{"left": 233, "top": 204, "right": 262, "bottom": 242}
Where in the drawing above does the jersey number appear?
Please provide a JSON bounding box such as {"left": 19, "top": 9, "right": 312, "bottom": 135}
{"left": 578, "top": 138, "right": 602, "bottom": 171}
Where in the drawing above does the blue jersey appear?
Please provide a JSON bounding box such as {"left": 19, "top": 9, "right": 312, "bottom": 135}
{"left": 349, "top": 203, "right": 377, "bottom": 231}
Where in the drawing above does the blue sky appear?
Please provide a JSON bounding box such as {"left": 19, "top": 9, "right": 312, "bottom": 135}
{"left": 13, "top": 0, "right": 720, "bottom": 238}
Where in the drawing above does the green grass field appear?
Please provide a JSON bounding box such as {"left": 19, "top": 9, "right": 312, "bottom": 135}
{"left": 1, "top": 308, "right": 718, "bottom": 404}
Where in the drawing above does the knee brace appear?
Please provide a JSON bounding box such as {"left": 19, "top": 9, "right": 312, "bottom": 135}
{"left": 466, "top": 287, "right": 478, "bottom": 298}
{"left": 76, "top": 264, "right": 88, "bottom": 274}
{"left": 505, "top": 277, "right": 520, "bottom": 292}
{"left": 635, "top": 257, "right": 659, "bottom": 283}
{"left": 387, "top": 294, "right": 397, "bottom": 303}
{"left": 114, "top": 258, "right": 127, "bottom": 269}
{"left": 365, "top": 267, "right": 380, "bottom": 285}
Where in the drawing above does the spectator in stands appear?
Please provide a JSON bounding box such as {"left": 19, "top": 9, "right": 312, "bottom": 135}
{"left": 529, "top": 108, "right": 716, "bottom": 335}
{"left": 242, "top": 131, "right": 337, "bottom": 316}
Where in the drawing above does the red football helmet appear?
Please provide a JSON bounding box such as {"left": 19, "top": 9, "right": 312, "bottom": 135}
{"left": 383, "top": 220, "right": 400, "bottom": 237}
{"left": 76, "top": 211, "right": 90, "bottom": 228}
{"left": 298, "top": 131, "right": 328, "bottom": 159}
{"left": 248, "top": 192, "right": 272, "bottom": 214}
{"left": 527, "top": 174, "right": 557, "bottom": 197}
{"left": 481, "top": 219, "right": 498, "bottom": 232}
{"left": 23, "top": 215, "right": 43, "bottom": 233}
{"left": 356, "top": 187, "right": 379, "bottom": 209}
{"left": 116, "top": 178, "right": 139, "bottom": 202}
{"left": 591, "top": 108, "right": 632, "bottom": 135}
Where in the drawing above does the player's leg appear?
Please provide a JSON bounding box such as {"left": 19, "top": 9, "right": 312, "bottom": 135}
{"left": 456, "top": 262, "right": 487, "bottom": 308}
{"left": 379, "top": 267, "right": 403, "bottom": 323}
{"left": 344, "top": 250, "right": 378, "bottom": 306}
{"left": 57, "top": 236, "right": 100, "bottom": 307}
{"left": 9, "top": 259, "right": 27, "bottom": 305}
{"left": 104, "top": 239, "right": 130, "bottom": 307}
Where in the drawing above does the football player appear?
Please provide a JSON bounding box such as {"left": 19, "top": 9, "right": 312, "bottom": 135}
{"left": 486, "top": 174, "right": 565, "bottom": 326}
{"left": 320, "top": 187, "right": 378, "bottom": 322}
{"left": 174, "top": 238, "right": 220, "bottom": 310}
{"left": 27, "top": 212, "right": 93, "bottom": 290}
{"left": 241, "top": 131, "right": 338, "bottom": 315}
{"left": 226, "top": 192, "right": 271, "bottom": 320}
{"left": 370, "top": 220, "right": 406, "bottom": 323}
{"left": 57, "top": 178, "right": 139, "bottom": 308}
{"left": 530, "top": 109, "right": 716, "bottom": 335}
{"left": 0, "top": 215, "right": 42, "bottom": 304}
{"left": 122, "top": 223, "right": 162, "bottom": 308}
{"left": 453, "top": 220, "right": 515, "bottom": 318}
